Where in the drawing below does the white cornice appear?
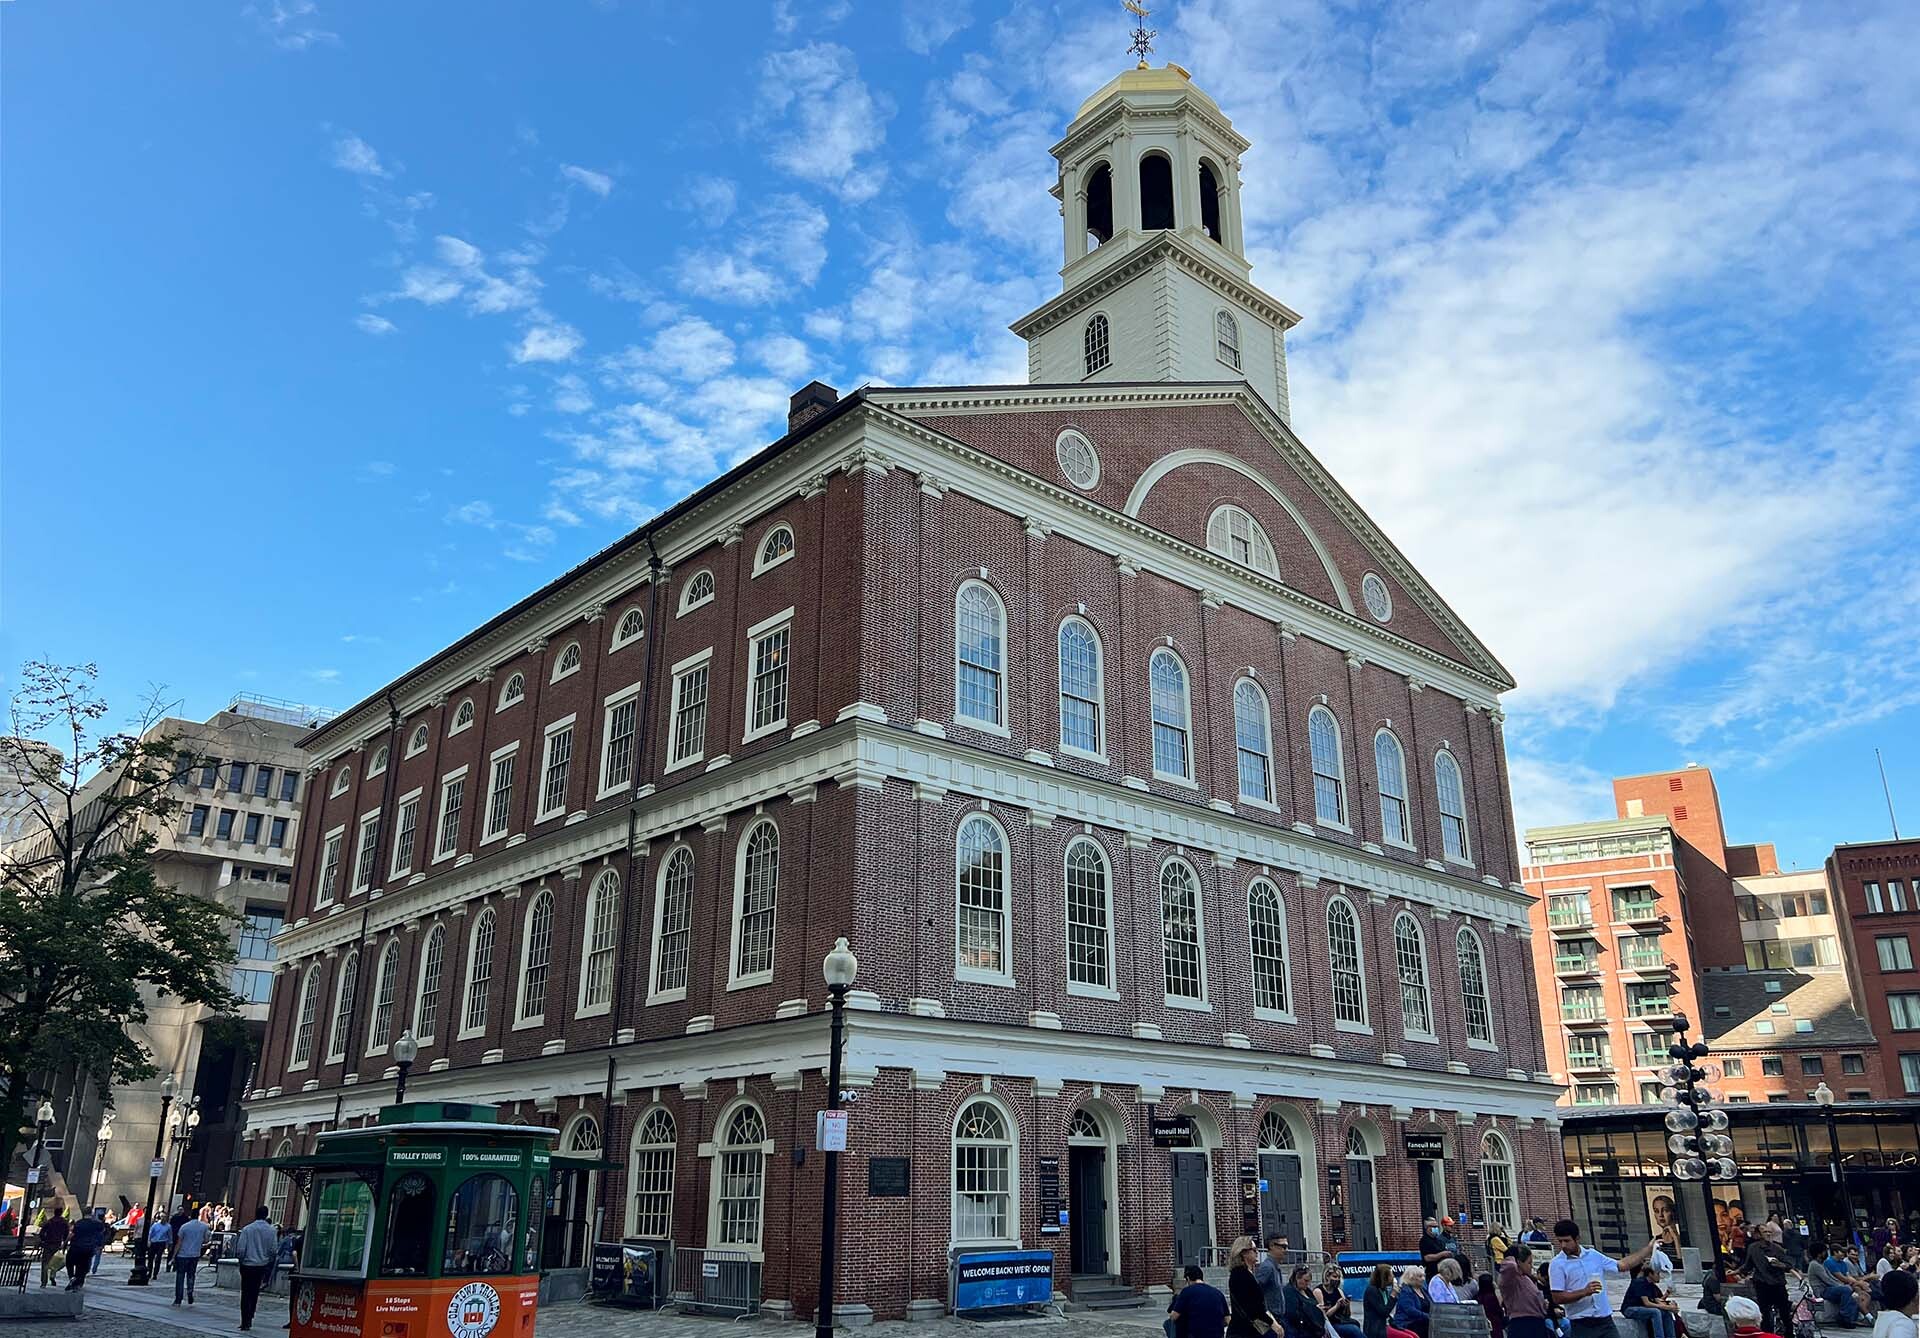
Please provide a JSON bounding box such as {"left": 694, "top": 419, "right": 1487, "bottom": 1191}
{"left": 1008, "top": 231, "right": 1300, "bottom": 340}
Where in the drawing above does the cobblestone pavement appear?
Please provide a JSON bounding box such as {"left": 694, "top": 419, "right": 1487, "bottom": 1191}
{"left": 49, "top": 1252, "right": 288, "bottom": 1338}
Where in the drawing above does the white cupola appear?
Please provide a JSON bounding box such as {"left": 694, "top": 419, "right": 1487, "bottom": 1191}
{"left": 1010, "top": 62, "right": 1299, "bottom": 422}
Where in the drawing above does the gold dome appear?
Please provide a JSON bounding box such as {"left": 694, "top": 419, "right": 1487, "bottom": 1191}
{"left": 1074, "top": 62, "right": 1222, "bottom": 121}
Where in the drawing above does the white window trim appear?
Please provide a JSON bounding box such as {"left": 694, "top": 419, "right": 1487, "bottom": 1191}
{"left": 412, "top": 923, "right": 447, "bottom": 1047}
{"left": 1233, "top": 677, "right": 1276, "bottom": 807}
{"left": 513, "top": 890, "right": 556, "bottom": 1030}
{"left": 457, "top": 907, "right": 496, "bottom": 1041}
{"left": 1248, "top": 878, "right": 1297, "bottom": 1024}
{"left": 1149, "top": 648, "right": 1196, "bottom": 786}
{"left": 448, "top": 698, "right": 475, "bottom": 737}
{"left": 535, "top": 713, "right": 578, "bottom": 824}
{"left": 1394, "top": 912, "right": 1439, "bottom": 1044}
{"left": 330, "top": 766, "right": 352, "bottom": 797}
{"left": 480, "top": 741, "right": 520, "bottom": 845}
{"left": 954, "top": 812, "right": 1016, "bottom": 989}
{"left": 752, "top": 525, "right": 796, "bottom": 576}
{"left": 952, "top": 579, "right": 1010, "bottom": 738}
{"left": 1081, "top": 310, "right": 1112, "bottom": 379}
{"left": 740, "top": 607, "right": 796, "bottom": 745}
{"left": 364, "top": 940, "right": 401, "bottom": 1057}
{"left": 405, "top": 724, "right": 430, "bottom": 758}
{"left": 678, "top": 570, "right": 716, "bottom": 615}
{"left": 325, "top": 951, "right": 359, "bottom": 1063}
{"left": 1435, "top": 750, "right": 1475, "bottom": 867}
{"left": 1160, "top": 856, "right": 1211, "bottom": 1011}
{"left": 950, "top": 1092, "right": 1022, "bottom": 1249}
{"left": 551, "top": 642, "right": 582, "bottom": 684}
{"left": 1457, "top": 925, "right": 1499, "bottom": 1051}
{"left": 648, "top": 845, "right": 695, "bottom": 1005}
{"left": 1056, "top": 615, "right": 1108, "bottom": 763}
{"left": 367, "top": 745, "right": 389, "bottom": 779}
{"left": 727, "top": 819, "right": 779, "bottom": 991}
{"left": 575, "top": 870, "right": 620, "bottom": 1019}
{"left": 625, "top": 1106, "right": 677, "bottom": 1239}
{"left": 1329, "top": 894, "right": 1373, "bottom": 1035}
{"left": 1308, "top": 705, "right": 1353, "bottom": 833}
{"left": 1062, "top": 837, "right": 1119, "bottom": 1000}
{"left": 1374, "top": 728, "right": 1417, "bottom": 850}
{"left": 1206, "top": 504, "right": 1278, "bottom": 576}
{"left": 665, "top": 647, "right": 715, "bottom": 773}
{"left": 597, "top": 680, "right": 646, "bottom": 799}
{"left": 704, "top": 1098, "right": 773, "bottom": 1260}
{"left": 609, "top": 608, "right": 646, "bottom": 652}
{"left": 496, "top": 674, "right": 526, "bottom": 712}
{"left": 315, "top": 825, "right": 346, "bottom": 909}
{"left": 286, "top": 966, "right": 321, "bottom": 1071}
{"left": 1215, "top": 307, "right": 1242, "bottom": 371}
{"left": 389, "top": 787, "right": 424, "bottom": 880}
{"left": 432, "top": 765, "right": 469, "bottom": 865}
{"left": 350, "top": 809, "right": 381, "bottom": 895}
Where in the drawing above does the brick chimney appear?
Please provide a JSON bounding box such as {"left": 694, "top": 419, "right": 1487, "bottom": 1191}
{"left": 788, "top": 380, "right": 838, "bottom": 433}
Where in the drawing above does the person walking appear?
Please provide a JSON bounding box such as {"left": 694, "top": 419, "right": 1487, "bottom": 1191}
{"left": 37, "top": 1206, "right": 69, "bottom": 1288}
{"left": 146, "top": 1212, "right": 174, "bottom": 1273}
{"left": 233, "top": 1206, "right": 279, "bottom": 1332}
{"left": 1257, "top": 1236, "right": 1294, "bottom": 1321}
{"left": 1500, "top": 1243, "right": 1552, "bottom": 1338}
{"left": 173, "top": 1211, "right": 209, "bottom": 1305}
{"left": 1546, "top": 1217, "right": 1659, "bottom": 1338}
{"left": 1743, "top": 1219, "right": 1800, "bottom": 1338}
{"left": 1171, "top": 1263, "right": 1233, "bottom": 1338}
{"left": 65, "top": 1210, "right": 105, "bottom": 1291}
{"left": 1228, "top": 1237, "right": 1275, "bottom": 1338}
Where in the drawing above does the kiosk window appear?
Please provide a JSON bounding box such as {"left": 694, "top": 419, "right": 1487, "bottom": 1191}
{"left": 381, "top": 1173, "right": 436, "bottom": 1277}
{"left": 444, "top": 1173, "right": 519, "bottom": 1277}
{"left": 306, "top": 1174, "right": 375, "bottom": 1276}
{"left": 525, "top": 1174, "right": 545, "bottom": 1272}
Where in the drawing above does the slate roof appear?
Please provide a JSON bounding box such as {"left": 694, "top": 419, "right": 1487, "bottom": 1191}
{"left": 1698, "top": 971, "right": 1876, "bottom": 1049}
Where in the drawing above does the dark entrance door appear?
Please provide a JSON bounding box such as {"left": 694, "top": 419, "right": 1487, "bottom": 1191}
{"left": 1259, "top": 1153, "right": 1303, "bottom": 1248}
{"left": 1172, "top": 1151, "right": 1212, "bottom": 1268}
{"left": 1349, "top": 1158, "right": 1379, "bottom": 1249}
{"left": 1416, "top": 1160, "right": 1445, "bottom": 1223}
{"left": 1069, "top": 1146, "right": 1110, "bottom": 1275}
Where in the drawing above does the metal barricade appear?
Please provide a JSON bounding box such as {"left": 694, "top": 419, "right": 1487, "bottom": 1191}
{"left": 671, "top": 1245, "right": 761, "bottom": 1317}
{"left": 0, "top": 1254, "right": 33, "bottom": 1291}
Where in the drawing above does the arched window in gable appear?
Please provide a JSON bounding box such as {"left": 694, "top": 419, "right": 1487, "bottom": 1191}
{"left": 1207, "top": 505, "right": 1278, "bottom": 576}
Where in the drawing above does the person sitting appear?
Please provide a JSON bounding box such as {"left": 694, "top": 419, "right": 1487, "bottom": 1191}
{"left": 1873, "top": 1269, "right": 1918, "bottom": 1338}
{"left": 1282, "top": 1265, "right": 1331, "bottom": 1338}
{"left": 1393, "top": 1265, "right": 1431, "bottom": 1338}
{"left": 1727, "top": 1296, "right": 1784, "bottom": 1338}
{"left": 1320, "top": 1264, "right": 1365, "bottom": 1338}
{"left": 1429, "top": 1258, "right": 1465, "bottom": 1306}
{"left": 1812, "top": 1247, "right": 1869, "bottom": 1326}
{"left": 1622, "top": 1261, "right": 1682, "bottom": 1338}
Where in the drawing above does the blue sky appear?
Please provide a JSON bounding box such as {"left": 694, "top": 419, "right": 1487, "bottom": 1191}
{"left": 4, "top": 1, "right": 1917, "bottom": 871}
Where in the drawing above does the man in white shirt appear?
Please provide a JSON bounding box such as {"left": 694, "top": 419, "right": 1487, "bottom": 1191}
{"left": 173, "top": 1213, "right": 210, "bottom": 1305}
{"left": 1874, "top": 1270, "right": 1918, "bottom": 1338}
{"left": 231, "top": 1206, "right": 280, "bottom": 1332}
{"left": 1548, "top": 1217, "right": 1660, "bottom": 1338}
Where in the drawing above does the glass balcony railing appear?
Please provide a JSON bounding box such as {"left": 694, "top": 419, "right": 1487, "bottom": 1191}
{"left": 1547, "top": 901, "right": 1594, "bottom": 928}
{"left": 1567, "top": 1050, "right": 1613, "bottom": 1070}
{"left": 1621, "top": 949, "right": 1668, "bottom": 972}
{"left": 1561, "top": 999, "right": 1607, "bottom": 1021}
{"left": 1628, "top": 995, "right": 1673, "bottom": 1018}
{"left": 1554, "top": 954, "right": 1601, "bottom": 974}
{"left": 1614, "top": 898, "right": 1662, "bottom": 923}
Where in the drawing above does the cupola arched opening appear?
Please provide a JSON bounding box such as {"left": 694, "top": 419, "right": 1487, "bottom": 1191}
{"left": 1199, "top": 159, "right": 1223, "bottom": 242}
{"left": 1084, "top": 162, "right": 1114, "bottom": 248}
{"left": 1139, "top": 153, "right": 1175, "bottom": 231}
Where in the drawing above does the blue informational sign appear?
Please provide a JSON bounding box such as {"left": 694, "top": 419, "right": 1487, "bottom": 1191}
{"left": 952, "top": 1250, "right": 1055, "bottom": 1311}
{"left": 1335, "top": 1252, "right": 1422, "bottom": 1302}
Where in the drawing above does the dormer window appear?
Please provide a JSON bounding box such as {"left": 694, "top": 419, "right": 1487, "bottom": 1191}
{"left": 1206, "top": 505, "right": 1277, "bottom": 576}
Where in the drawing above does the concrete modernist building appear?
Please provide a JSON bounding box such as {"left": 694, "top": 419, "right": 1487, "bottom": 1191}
{"left": 14, "top": 696, "right": 319, "bottom": 1219}
{"left": 1828, "top": 838, "right": 1920, "bottom": 1097}
{"left": 237, "top": 63, "right": 1565, "bottom": 1318}
{"left": 1523, "top": 766, "right": 1886, "bottom": 1108}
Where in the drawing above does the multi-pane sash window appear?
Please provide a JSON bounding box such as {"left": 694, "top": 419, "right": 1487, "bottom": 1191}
{"left": 484, "top": 752, "right": 515, "bottom": 839}
{"left": 1903, "top": 1056, "right": 1920, "bottom": 1095}
{"left": 956, "top": 816, "right": 1009, "bottom": 978}
{"left": 351, "top": 810, "right": 380, "bottom": 890}
{"left": 748, "top": 622, "right": 791, "bottom": 735}
{"left": 1561, "top": 986, "right": 1605, "bottom": 1020}
{"left": 629, "top": 1109, "right": 676, "bottom": 1240}
{"left": 953, "top": 1100, "right": 1014, "bottom": 1242}
{"left": 1207, "top": 505, "right": 1278, "bottom": 574}
{"left": 1149, "top": 650, "right": 1192, "bottom": 780}
{"left": 734, "top": 822, "right": 779, "bottom": 982}
{"left": 1375, "top": 731, "right": 1410, "bottom": 845}
{"left": 1631, "top": 1032, "right": 1667, "bottom": 1066}
{"left": 652, "top": 847, "right": 695, "bottom": 998}
{"left": 1057, "top": 618, "right": 1103, "bottom": 754}
{"left": 367, "top": 943, "right": 400, "bottom": 1052}
{"left": 1084, "top": 313, "right": 1110, "bottom": 374}
{"left": 1328, "top": 899, "right": 1367, "bottom": 1025}
{"left": 1481, "top": 1134, "right": 1517, "bottom": 1235}
{"left": 391, "top": 795, "right": 420, "bottom": 877}
{"left": 579, "top": 871, "right": 619, "bottom": 1013}
{"left": 463, "top": 909, "right": 495, "bottom": 1034}
{"left": 1566, "top": 1035, "right": 1610, "bottom": 1067}
{"left": 1160, "top": 860, "right": 1205, "bottom": 1002}
{"left": 1234, "top": 679, "right": 1274, "bottom": 803}
{"left": 1435, "top": 751, "right": 1471, "bottom": 862}
{"left": 291, "top": 969, "right": 320, "bottom": 1066}
{"left": 669, "top": 661, "right": 710, "bottom": 766}
{"left": 714, "top": 1106, "right": 767, "bottom": 1248}
{"left": 1309, "top": 707, "right": 1346, "bottom": 825}
{"left": 602, "top": 697, "right": 638, "bottom": 791}
{"left": 955, "top": 582, "right": 1005, "bottom": 727}
{"left": 1064, "top": 839, "right": 1111, "bottom": 990}
{"left": 436, "top": 776, "right": 464, "bottom": 859}
{"left": 518, "top": 891, "right": 555, "bottom": 1023}
{"left": 539, "top": 724, "right": 574, "bottom": 820}
{"left": 414, "top": 925, "right": 446, "bottom": 1044}
{"left": 317, "top": 831, "right": 344, "bottom": 906}
{"left": 1457, "top": 927, "right": 1492, "bottom": 1043}
{"left": 1248, "top": 880, "right": 1291, "bottom": 1014}
{"left": 1394, "top": 914, "right": 1433, "bottom": 1037}
{"left": 1216, "top": 309, "right": 1241, "bottom": 369}
{"left": 327, "top": 952, "right": 359, "bottom": 1062}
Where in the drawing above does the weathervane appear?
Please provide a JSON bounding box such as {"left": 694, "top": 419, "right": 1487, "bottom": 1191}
{"left": 1124, "top": 0, "right": 1155, "bottom": 67}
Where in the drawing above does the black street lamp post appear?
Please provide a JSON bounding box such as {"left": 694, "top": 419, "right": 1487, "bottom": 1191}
{"left": 169, "top": 1098, "right": 202, "bottom": 1205}
{"left": 17, "top": 1099, "right": 54, "bottom": 1248}
{"left": 392, "top": 1029, "right": 419, "bottom": 1105}
{"left": 126, "top": 1073, "right": 176, "bottom": 1287}
{"left": 1814, "top": 1082, "right": 1856, "bottom": 1247}
{"left": 816, "top": 937, "right": 859, "bottom": 1338}
{"left": 1665, "top": 1013, "right": 1735, "bottom": 1282}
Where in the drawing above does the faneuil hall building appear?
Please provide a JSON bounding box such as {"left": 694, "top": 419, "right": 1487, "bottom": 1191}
{"left": 238, "top": 57, "right": 1569, "bottom": 1321}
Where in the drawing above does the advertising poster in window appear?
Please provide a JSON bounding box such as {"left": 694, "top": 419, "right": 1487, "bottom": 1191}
{"left": 1644, "top": 1184, "right": 1685, "bottom": 1251}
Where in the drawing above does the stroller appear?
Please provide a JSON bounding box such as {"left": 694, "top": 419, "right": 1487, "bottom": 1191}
{"left": 1791, "top": 1271, "right": 1826, "bottom": 1338}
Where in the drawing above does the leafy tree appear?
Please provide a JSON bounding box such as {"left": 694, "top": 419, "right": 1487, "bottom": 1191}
{"left": 0, "top": 662, "right": 240, "bottom": 1191}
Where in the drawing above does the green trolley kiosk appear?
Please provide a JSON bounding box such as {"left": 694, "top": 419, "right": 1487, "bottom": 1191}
{"left": 243, "top": 1102, "right": 557, "bottom": 1338}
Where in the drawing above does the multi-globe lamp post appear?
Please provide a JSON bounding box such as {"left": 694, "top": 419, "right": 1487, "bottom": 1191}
{"left": 1662, "top": 1011, "right": 1737, "bottom": 1281}
{"left": 1813, "top": 1081, "right": 1856, "bottom": 1246}
{"left": 16, "top": 1099, "right": 54, "bottom": 1247}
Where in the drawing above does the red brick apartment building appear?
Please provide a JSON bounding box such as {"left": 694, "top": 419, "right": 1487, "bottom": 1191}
{"left": 236, "top": 63, "right": 1567, "bottom": 1319}
{"left": 1829, "top": 838, "right": 1920, "bottom": 1096}
{"left": 1525, "top": 768, "right": 1885, "bottom": 1109}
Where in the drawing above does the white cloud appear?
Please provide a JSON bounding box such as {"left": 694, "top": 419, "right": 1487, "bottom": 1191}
{"left": 674, "top": 175, "right": 738, "bottom": 226}
{"left": 354, "top": 313, "right": 397, "bottom": 336}
{"left": 330, "top": 133, "right": 389, "bottom": 178}
{"left": 758, "top": 43, "right": 892, "bottom": 202}
{"left": 773, "top": 0, "right": 848, "bottom": 36}
{"left": 751, "top": 333, "right": 813, "bottom": 381}
{"left": 246, "top": 0, "right": 338, "bottom": 51}
{"left": 675, "top": 194, "right": 829, "bottom": 306}
{"left": 1504, "top": 753, "right": 1616, "bottom": 839}
{"left": 647, "top": 317, "right": 736, "bottom": 381}
{"left": 902, "top": 0, "right": 973, "bottom": 55}
{"left": 512, "top": 322, "right": 584, "bottom": 364}
{"left": 448, "top": 500, "right": 496, "bottom": 528}
{"left": 560, "top": 164, "right": 614, "bottom": 197}
{"left": 551, "top": 373, "right": 593, "bottom": 414}
{"left": 361, "top": 461, "right": 396, "bottom": 477}
{"left": 306, "top": 667, "right": 343, "bottom": 684}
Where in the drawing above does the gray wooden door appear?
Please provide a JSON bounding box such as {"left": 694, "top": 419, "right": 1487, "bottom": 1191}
{"left": 1172, "top": 1151, "right": 1212, "bottom": 1267}
{"left": 1348, "top": 1158, "right": 1379, "bottom": 1250}
{"left": 1070, "top": 1147, "right": 1109, "bottom": 1274}
{"left": 1260, "top": 1153, "right": 1303, "bottom": 1246}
